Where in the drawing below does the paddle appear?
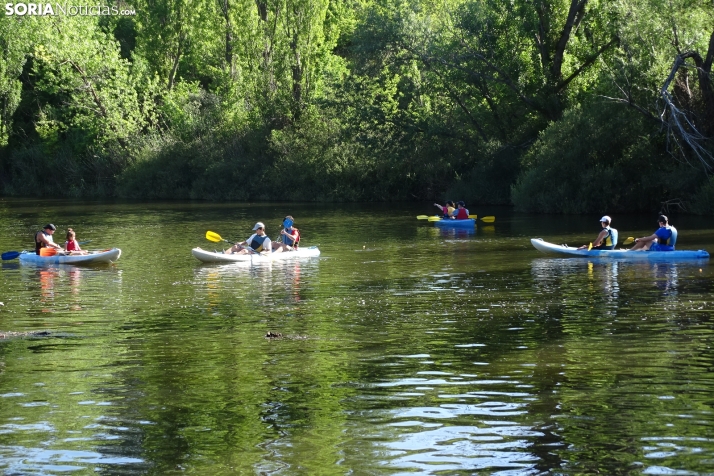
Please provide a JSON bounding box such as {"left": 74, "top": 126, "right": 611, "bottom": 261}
{"left": 206, "top": 230, "right": 257, "bottom": 254}
{"left": 206, "top": 230, "right": 237, "bottom": 245}
{"left": 420, "top": 214, "right": 477, "bottom": 220}
{"left": 1, "top": 251, "right": 21, "bottom": 260}
{"left": 622, "top": 237, "right": 635, "bottom": 245}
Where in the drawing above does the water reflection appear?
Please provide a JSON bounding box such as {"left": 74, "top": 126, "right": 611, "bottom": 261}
{"left": 193, "top": 259, "right": 319, "bottom": 310}
{"left": 530, "top": 258, "right": 700, "bottom": 299}
{"left": 438, "top": 227, "right": 476, "bottom": 238}
{"left": 17, "top": 264, "right": 122, "bottom": 315}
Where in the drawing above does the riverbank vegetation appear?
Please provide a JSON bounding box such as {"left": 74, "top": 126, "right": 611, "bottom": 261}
{"left": 0, "top": 0, "right": 712, "bottom": 213}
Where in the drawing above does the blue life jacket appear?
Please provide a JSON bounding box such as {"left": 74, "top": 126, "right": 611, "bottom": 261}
{"left": 249, "top": 234, "right": 268, "bottom": 251}
{"left": 283, "top": 228, "right": 298, "bottom": 247}
{"left": 654, "top": 226, "right": 677, "bottom": 251}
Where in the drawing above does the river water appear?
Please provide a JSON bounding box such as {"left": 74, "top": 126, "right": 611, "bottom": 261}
{"left": 0, "top": 199, "right": 713, "bottom": 475}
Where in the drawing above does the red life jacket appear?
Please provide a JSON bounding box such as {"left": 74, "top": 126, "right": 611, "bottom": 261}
{"left": 455, "top": 208, "right": 469, "bottom": 219}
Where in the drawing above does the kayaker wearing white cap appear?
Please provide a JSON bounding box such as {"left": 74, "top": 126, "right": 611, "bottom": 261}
{"left": 225, "top": 222, "right": 272, "bottom": 255}
{"left": 577, "top": 216, "right": 618, "bottom": 250}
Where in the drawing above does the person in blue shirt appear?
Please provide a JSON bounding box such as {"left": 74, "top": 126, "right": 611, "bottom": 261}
{"left": 629, "top": 215, "right": 677, "bottom": 251}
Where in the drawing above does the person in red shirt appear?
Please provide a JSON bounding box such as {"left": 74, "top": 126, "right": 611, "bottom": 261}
{"left": 64, "top": 228, "right": 87, "bottom": 255}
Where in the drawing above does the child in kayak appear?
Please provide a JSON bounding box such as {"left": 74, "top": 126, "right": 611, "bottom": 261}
{"left": 433, "top": 201, "right": 455, "bottom": 219}
{"left": 64, "top": 228, "right": 88, "bottom": 255}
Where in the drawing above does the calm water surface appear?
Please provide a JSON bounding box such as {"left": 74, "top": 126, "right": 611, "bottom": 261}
{"left": 1, "top": 199, "right": 713, "bottom": 475}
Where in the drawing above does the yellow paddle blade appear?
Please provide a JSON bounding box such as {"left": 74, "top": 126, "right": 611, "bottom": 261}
{"left": 588, "top": 243, "right": 593, "bottom": 251}
{"left": 206, "top": 231, "right": 223, "bottom": 243}
{"left": 622, "top": 237, "right": 635, "bottom": 245}
{"left": 416, "top": 215, "right": 429, "bottom": 220}
{"left": 480, "top": 216, "right": 495, "bottom": 223}
{"left": 468, "top": 214, "right": 478, "bottom": 219}
{"left": 427, "top": 216, "right": 442, "bottom": 222}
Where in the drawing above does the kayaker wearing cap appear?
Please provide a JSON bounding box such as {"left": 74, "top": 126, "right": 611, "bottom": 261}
{"left": 272, "top": 216, "right": 300, "bottom": 253}
{"left": 451, "top": 201, "right": 470, "bottom": 220}
{"left": 629, "top": 215, "right": 677, "bottom": 251}
{"left": 35, "top": 224, "right": 63, "bottom": 255}
{"left": 225, "top": 222, "right": 272, "bottom": 255}
{"left": 577, "top": 216, "right": 618, "bottom": 250}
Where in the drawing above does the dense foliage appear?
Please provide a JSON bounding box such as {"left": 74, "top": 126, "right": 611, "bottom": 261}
{"left": 0, "top": 0, "right": 712, "bottom": 212}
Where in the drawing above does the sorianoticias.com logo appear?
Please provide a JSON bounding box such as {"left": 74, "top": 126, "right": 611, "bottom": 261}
{"left": 4, "top": 2, "right": 136, "bottom": 15}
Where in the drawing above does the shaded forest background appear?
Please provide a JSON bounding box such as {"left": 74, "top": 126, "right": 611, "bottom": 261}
{"left": 0, "top": 0, "right": 712, "bottom": 213}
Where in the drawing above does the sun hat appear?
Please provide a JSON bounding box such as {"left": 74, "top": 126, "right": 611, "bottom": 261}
{"left": 600, "top": 216, "right": 611, "bottom": 224}
{"left": 252, "top": 222, "right": 265, "bottom": 231}
{"left": 43, "top": 224, "right": 56, "bottom": 231}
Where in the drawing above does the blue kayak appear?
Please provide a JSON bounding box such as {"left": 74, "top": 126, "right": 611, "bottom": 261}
{"left": 433, "top": 218, "right": 475, "bottom": 228}
{"left": 531, "top": 238, "right": 709, "bottom": 260}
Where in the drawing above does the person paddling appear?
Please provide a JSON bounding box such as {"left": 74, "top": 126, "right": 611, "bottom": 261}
{"left": 578, "top": 216, "right": 618, "bottom": 250}
{"left": 629, "top": 215, "right": 677, "bottom": 251}
{"left": 272, "top": 216, "right": 300, "bottom": 253}
{"left": 225, "top": 222, "right": 272, "bottom": 255}
{"left": 452, "top": 201, "right": 470, "bottom": 220}
{"left": 35, "top": 224, "right": 62, "bottom": 255}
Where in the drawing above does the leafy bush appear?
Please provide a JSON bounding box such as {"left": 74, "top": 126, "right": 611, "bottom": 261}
{"left": 511, "top": 103, "right": 703, "bottom": 214}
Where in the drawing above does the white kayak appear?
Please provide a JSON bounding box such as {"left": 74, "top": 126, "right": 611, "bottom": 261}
{"left": 531, "top": 238, "right": 709, "bottom": 260}
{"left": 192, "top": 246, "right": 321, "bottom": 263}
{"left": 19, "top": 248, "right": 122, "bottom": 265}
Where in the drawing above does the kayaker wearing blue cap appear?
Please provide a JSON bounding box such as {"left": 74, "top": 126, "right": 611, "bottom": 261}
{"left": 577, "top": 216, "right": 618, "bottom": 250}
{"left": 451, "top": 201, "right": 470, "bottom": 220}
{"left": 225, "top": 222, "right": 272, "bottom": 255}
{"left": 629, "top": 215, "right": 677, "bottom": 251}
{"left": 272, "top": 215, "right": 300, "bottom": 253}
{"left": 35, "top": 224, "right": 63, "bottom": 255}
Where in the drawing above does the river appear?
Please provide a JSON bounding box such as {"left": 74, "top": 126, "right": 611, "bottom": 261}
{"left": 1, "top": 199, "right": 713, "bottom": 475}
